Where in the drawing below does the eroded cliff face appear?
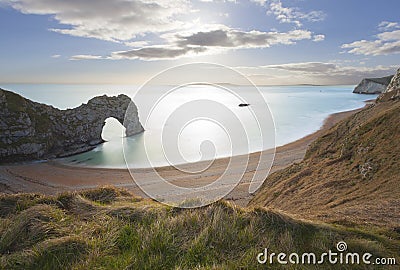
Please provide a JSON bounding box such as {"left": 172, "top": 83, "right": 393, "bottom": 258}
{"left": 378, "top": 68, "right": 400, "bottom": 102}
{"left": 0, "top": 89, "right": 143, "bottom": 163}
{"left": 353, "top": 75, "right": 394, "bottom": 94}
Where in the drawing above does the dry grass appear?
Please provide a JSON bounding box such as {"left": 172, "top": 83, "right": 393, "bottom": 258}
{"left": 0, "top": 204, "right": 68, "bottom": 254}
{"left": 80, "top": 185, "right": 132, "bottom": 204}
{"left": 0, "top": 193, "right": 56, "bottom": 218}
{"left": 0, "top": 188, "right": 398, "bottom": 269}
{"left": 250, "top": 100, "right": 400, "bottom": 228}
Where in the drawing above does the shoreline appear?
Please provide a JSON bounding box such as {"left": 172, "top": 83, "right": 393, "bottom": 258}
{"left": 54, "top": 102, "right": 371, "bottom": 172}
{"left": 0, "top": 103, "right": 371, "bottom": 206}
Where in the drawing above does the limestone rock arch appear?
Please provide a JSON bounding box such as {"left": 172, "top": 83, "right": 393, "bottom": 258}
{"left": 0, "top": 89, "right": 144, "bottom": 162}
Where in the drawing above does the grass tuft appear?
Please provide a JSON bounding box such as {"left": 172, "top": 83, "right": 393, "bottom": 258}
{"left": 0, "top": 204, "right": 66, "bottom": 254}
{"left": 80, "top": 186, "right": 124, "bottom": 204}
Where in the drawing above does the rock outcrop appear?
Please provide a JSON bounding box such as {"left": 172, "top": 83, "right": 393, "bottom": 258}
{"left": 377, "top": 68, "right": 400, "bottom": 102}
{"left": 353, "top": 75, "right": 394, "bottom": 94}
{"left": 0, "top": 89, "right": 143, "bottom": 163}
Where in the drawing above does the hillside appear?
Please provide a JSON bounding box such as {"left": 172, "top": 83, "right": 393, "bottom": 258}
{"left": 0, "top": 187, "right": 399, "bottom": 269}
{"left": 250, "top": 99, "right": 400, "bottom": 228}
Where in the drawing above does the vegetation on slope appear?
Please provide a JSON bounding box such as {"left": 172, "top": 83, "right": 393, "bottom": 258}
{"left": 0, "top": 186, "right": 398, "bottom": 269}
{"left": 250, "top": 100, "right": 400, "bottom": 228}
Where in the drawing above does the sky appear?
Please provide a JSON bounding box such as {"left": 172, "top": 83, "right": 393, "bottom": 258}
{"left": 0, "top": 0, "right": 399, "bottom": 85}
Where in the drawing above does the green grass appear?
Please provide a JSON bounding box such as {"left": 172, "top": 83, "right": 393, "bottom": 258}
{"left": 4, "top": 91, "right": 26, "bottom": 112}
{"left": 0, "top": 187, "right": 398, "bottom": 269}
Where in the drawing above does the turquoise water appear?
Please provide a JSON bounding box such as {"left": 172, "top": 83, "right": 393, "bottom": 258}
{"left": 2, "top": 84, "right": 376, "bottom": 168}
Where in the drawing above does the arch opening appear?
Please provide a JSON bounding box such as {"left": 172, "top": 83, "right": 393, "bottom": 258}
{"left": 101, "top": 117, "right": 126, "bottom": 141}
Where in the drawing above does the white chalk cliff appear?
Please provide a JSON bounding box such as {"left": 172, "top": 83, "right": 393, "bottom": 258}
{"left": 353, "top": 75, "right": 394, "bottom": 94}
{"left": 378, "top": 68, "right": 400, "bottom": 102}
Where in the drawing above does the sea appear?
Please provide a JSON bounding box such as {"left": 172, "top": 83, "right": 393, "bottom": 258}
{"left": 2, "top": 84, "right": 377, "bottom": 169}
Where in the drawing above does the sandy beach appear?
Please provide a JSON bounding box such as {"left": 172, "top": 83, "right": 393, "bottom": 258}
{"left": 0, "top": 106, "right": 367, "bottom": 206}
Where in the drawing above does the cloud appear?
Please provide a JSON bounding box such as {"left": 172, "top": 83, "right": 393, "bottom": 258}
{"left": 70, "top": 55, "right": 103, "bottom": 60}
{"left": 266, "top": 62, "right": 396, "bottom": 75}
{"left": 250, "top": 0, "right": 266, "bottom": 6}
{"left": 124, "top": 41, "right": 150, "bottom": 47}
{"left": 199, "top": 0, "right": 236, "bottom": 2}
{"left": 341, "top": 24, "right": 400, "bottom": 56}
{"left": 2, "top": 0, "right": 189, "bottom": 42}
{"left": 175, "top": 28, "right": 312, "bottom": 47}
{"left": 378, "top": 21, "right": 400, "bottom": 31}
{"left": 265, "top": 0, "right": 326, "bottom": 27}
{"left": 51, "top": 54, "right": 61, "bottom": 58}
{"left": 2, "top": 0, "right": 325, "bottom": 61}
{"left": 111, "top": 46, "right": 207, "bottom": 60}
{"left": 313, "top": 34, "right": 325, "bottom": 42}
{"left": 263, "top": 62, "right": 337, "bottom": 73}
{"left": 377, "top": 29, "right": 400, "bottom": 41}
{"left": 235, "top": 62, "right": 397, "bottom": 84}
{"left": 104, "top": 28, "right": 314, "bottom": 60}
{"left": 70, "top": 27, "right": 316, "bottom": 61}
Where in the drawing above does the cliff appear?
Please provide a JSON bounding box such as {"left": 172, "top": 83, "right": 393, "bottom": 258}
{"left": 0, "top": 89, "right": 143, "bottom": 163}
{"left": 250, "top": 80, "right": 400, "bottom": 227}
{"left": 377, "top": 68, "right": 400, "bottom": 101}
{"left": 353, "top": 75, "right": 393, "bottom": 94}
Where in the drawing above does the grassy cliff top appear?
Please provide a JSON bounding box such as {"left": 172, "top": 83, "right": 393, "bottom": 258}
{"left": 0, "top": 186, "right": 399, "bottom": 269}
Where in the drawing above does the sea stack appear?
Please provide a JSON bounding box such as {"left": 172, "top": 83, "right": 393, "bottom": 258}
{"left": 0, "top": 89, "right": 144, "bottom": 163}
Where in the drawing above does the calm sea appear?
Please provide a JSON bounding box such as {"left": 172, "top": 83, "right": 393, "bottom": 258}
{"left": 2, "top": 84, "right": 376, "bottom": 168}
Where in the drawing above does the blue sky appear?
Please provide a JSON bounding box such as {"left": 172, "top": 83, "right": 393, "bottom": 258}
{"left": 0, "top": 0, "right": 399, "bottom": 85}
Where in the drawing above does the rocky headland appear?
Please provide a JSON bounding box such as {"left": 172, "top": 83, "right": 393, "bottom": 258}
{"left": 0, "top": 89, "right": 143, "bottom": 163}
{"left": 378, "top": 68, "right": 400, "bottom": 101}
{"left": 353, "top": 75, "right": 394, "bottom": 94}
